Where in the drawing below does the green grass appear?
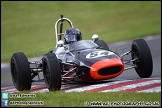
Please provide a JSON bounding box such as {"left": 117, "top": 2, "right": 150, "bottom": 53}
{"left": 7, "top": 91, "right": 161, "bottom": 107}
{"left": 1, "top": 1, "right": 161, "bottom": 62}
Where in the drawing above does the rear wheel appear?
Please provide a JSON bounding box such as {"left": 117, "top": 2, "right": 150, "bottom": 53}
{"left": 131, "top": 39, "right": 153, "bottom": 78}
{"left": 95, "top": 40, "right": 109, "bottom": 50}
{"left": 42, "top": 53, "right": 61, "bottom": 91}
{"left": 10, "top": 52, "right": 31, "bottom": 91}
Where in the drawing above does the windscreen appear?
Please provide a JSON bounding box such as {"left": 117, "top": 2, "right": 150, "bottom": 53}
{"left": 68, "top": 40, "right": 98, "bottom": 51}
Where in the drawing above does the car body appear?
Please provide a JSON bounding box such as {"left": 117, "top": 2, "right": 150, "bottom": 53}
{"left": 53, "top": 39, "right": 124, "bottom": 81}
{"left": 10, "top": 15, "right": 153, "bottom": 91}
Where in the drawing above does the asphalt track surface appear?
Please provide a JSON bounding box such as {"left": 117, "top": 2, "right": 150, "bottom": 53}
{"left": 1, "top": 35, "right": 161, "bottom": 93}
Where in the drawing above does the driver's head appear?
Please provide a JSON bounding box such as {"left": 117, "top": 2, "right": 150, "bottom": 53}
{"left": 64, "top": 28, "right": 82, "bottom": 44}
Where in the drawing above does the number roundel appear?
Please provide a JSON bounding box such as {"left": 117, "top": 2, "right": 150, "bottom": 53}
{"left": 86, "top": 51, "right": 114, "bottom": 59}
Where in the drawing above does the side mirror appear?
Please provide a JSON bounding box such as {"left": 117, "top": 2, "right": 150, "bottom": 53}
{"left": 57, "top": 40, "right": 64, "bottom": 47}
{"left": 92, "top": 34, "right": 99, "bottom": 42}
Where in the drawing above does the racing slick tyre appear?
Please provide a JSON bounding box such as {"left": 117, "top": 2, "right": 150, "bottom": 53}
{"left": 10, "top": 52, "right": 31, "bottom": 91}
{"left": 95, "top": 40, "right": 109, "bottom": 50}
{"left": 131, "top": 39, "right": 153, "bottom": 78}
{"left": 42, "top": 53, "right": 61, "bottom": 91}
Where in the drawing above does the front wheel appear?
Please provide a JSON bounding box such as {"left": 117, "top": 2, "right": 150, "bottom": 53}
{"left": 10, "top": 52, "right": 31, "bottom": 91}
{"left": 131, "top": 39, "right": 153, "bottom": 78}
{"left": 42, "top": 53, "right": 61, "bottom": 91}
{"left": 95, "top": 40, "right": 109, "bottom": 50}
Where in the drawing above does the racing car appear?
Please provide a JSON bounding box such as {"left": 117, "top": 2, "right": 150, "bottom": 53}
{"left": 10, "top": 15, "right": 153, "bottom": 91}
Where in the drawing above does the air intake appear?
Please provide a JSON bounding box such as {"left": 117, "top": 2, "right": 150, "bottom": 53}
{"left": 98, "top": 66, "right": 122, "bottom": 75}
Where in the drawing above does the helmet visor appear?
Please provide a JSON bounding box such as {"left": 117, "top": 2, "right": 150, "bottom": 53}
{"left": 66, "top": 35, "right": 77, "bottom": 42}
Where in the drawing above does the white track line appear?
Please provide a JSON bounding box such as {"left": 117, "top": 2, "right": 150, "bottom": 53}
{"left": 1, "top": 79, "right": 161, "bottom": 93}
{"left": 31, "top": 84, "right": 79, "bottom": 93}
{"left": 32, "top": 88, "right": 49, "bottom": 93}
{"left": 138, "top": 86, "right": 161, "bottom": 93}
{"left": 64, "top": 80, "right": 130, "bottom": 92}
{"left": 101, "top": 80, "right": 160, "bottom": 92}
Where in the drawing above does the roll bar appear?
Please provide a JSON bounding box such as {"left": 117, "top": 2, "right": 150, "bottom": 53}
{"left": 55, "top": 15, "right": 74, "bottom": 47}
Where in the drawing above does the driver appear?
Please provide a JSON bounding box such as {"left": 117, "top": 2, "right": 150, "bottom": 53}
{"left": 64, "top": 27, "right": 82, "bottom": 44}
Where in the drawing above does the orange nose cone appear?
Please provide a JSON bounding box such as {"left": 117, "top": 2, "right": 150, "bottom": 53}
{"left": 90, "top": 58, "right": 124, "bottom": 80}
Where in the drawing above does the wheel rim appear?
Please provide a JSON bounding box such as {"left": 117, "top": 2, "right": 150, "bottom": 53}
{"left": 44, "top": 62, "right": 51, "bottom": 86}
{"left": 132, "top": 46, "right": 142, "bottom": 72}
{"left": 45, "top": 66, "right": 50, "bottom": 85}
{"left": 11, "top": 59, "right": 18, "bottom": 86}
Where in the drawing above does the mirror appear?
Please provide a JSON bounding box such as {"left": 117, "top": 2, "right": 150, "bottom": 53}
{"left": 92, "top": 34, "right": 99, "bottom": 42}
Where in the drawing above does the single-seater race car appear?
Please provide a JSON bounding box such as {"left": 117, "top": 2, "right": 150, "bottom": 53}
{"left": 10, "top": 15, "right": 153, "bottom": 91}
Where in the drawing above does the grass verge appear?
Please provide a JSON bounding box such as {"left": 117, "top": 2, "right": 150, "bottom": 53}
{"left": 7, "top": 91, "right": 161, "bottom": 107}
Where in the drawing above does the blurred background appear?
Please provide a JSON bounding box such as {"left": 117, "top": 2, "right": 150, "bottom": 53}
{"left": 1, "top": 1, "right": 161, "bottom": 63}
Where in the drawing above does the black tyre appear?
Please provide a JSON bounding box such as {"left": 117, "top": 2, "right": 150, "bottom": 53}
{"left": 131, "top": 39, "right": 153, "bottom": 78}
{"left": 42, "top": 53, "right": 61, "bottom": 91}
{"left": 10, "top": 52, "right": 31, "bottom": 91}
{"left": 95, "top": 40, "right": 109, "bottom": 50}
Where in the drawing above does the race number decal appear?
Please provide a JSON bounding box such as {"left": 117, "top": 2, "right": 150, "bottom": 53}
{"left": 86, "top": 51, "right": 114, "bottom": 59}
